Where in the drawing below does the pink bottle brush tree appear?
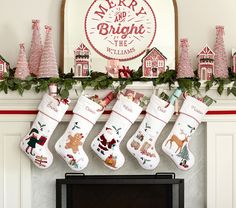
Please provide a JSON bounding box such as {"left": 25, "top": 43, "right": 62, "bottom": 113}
{"left": 177, "top": 38, "right": 194, "bottom": 79}
{"left": 214, "top": 26, "right": 228, "bottom": 78}
{"left": 14, "top": 43, "right": 30, "bottom": 80}
{"left": 28, "top": 19, "right": 43, "bottom": 76}
{"left": 38, "top": 25, "right": 59, "bottom": 78}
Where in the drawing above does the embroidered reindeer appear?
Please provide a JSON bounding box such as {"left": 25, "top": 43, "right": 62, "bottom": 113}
{"left": 165, "top": 129, "right": 189, "bottom": 153}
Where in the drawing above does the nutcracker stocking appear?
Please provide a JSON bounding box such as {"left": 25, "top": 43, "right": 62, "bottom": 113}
{"left": 55, "top": 92, "right": 114, "bottom": 171}
{"left": 20, "top": 94, "right": 69, "bottom": 169}
{"left": 162, "top": 96, "right": 208, "bottom": 171}
{"left": 127, "top": 94, "right": 174, "bottom": 170}
{"left": 91, "top": 93, "right": 143, "bottom": 170}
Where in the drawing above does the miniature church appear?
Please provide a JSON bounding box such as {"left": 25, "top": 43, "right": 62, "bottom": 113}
{"left": 197, "top": 45, "right": 215, "bottom": 80}
{"left": 74, "top": 43, "right": 91, "bottom": 77}
{"left": 142, "top": 48, "right": 167, "bottom": 78}
{"left": 0, "top": 55, "right": 10, "bottom": 80}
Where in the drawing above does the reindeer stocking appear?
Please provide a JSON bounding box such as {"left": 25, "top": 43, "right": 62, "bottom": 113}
{"left": 127, "top": 94, "right": 174, "bottom": 170}
{"left": 20, "top": 94, "right": 69, "bottom": 169}
{"left": 55, "top": 94, "right": 111, "bottom": 171}
{"left": 91, "top": 94, "right": 143, "bottom": 170}
{"left": 162, "top": 96, "right": 208, "bottom": 171}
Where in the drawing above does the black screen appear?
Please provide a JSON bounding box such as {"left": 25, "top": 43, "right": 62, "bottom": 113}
{"left": 67, "top": 184, "right": 172, "bottom": 208}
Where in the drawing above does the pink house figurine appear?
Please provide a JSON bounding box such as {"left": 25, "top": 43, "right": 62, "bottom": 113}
{"left": 141, "top": 48, "right": 167, "bottom": 78}
{"left": 197, "top": 45, "right": 215, "bottom": 80}
{"left": 0, "top": 55, "right": 10, "bottom": 80}
{"left": 232, "top": 49, "right": 236, "bottom": 73}
{"left": 106, "top": 59, "right": 120, "bottom": 78}
{"left": 74, "top": 43, "right": 91, "bottom": 78}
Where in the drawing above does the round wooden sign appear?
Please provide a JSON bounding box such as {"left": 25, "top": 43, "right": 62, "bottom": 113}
{"left": 85, "top": 0, "right": 157, "bottom": 61}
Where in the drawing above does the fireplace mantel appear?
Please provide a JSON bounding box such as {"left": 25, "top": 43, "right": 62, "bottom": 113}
{"left": 1, "top": 82, "right": 236, "bottom": 122}
{"left": 0, "top": 83, "right": 235, "bottom": 208}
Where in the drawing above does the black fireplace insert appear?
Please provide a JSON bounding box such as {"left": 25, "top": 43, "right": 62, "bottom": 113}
{"left": 56, "top": 173, "right": 184, "bottom": 208}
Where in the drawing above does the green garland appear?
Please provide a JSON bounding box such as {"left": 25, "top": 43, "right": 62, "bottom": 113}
{"left": 1, "top": 67, "right": 236, "bottom": 99}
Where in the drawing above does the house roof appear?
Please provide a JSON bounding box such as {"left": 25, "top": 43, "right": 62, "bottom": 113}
{"left": 197, "top": 45, "right": 215, "bottom": 56}
{"left": 75, "top": 43, "right": 89, "bottom": 52}
{"left": 142, "top": 47, "right": 167, "bottom": 62}
{"left": 0, "top": 55, "right": 10, "bottom": 65}
{"left": 232, "top": 49, "right": 236, "bottom": 56}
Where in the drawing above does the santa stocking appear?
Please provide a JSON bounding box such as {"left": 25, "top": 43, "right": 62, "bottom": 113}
{"left": 91, "top": 94, "right": 143, "bottom": 170}
{"left": 162, "top": 96, "right": 208, "bottom": 170}
{"left": 20, "top": 94, "right": 69, "bottom": 169}
{"left": 127, "top": 94, "right": 174, "bottom": 170}
{"left": 55, "top": 95, "right": 106, "bottom": 171}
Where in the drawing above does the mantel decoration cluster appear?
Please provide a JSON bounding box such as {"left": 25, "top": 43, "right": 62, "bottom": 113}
{"left": 1, "top": 17, "right": 234, "bottom": 172}
{"left": 1, "top": 21, "right": 236, "bottom": 98}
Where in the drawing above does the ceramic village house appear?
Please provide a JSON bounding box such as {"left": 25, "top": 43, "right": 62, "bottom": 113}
{"left": 0, "top": 55, "right": 10, "bottom": 80}
{"left": 74, "top": 43, "right": 90, "bottom": 77}
{"left": 197, "top": 45, "right": 215, "bottom": 80}
{"left": 142, "top": 48, "right": 167, "bottom": 78}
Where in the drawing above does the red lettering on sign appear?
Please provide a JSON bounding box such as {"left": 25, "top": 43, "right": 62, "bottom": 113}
{"left": 118, "top": 0, "right": 127, "bottom": 6}
{"left": 97, "top": 23, "right": 145, "bottom": 39}
{"left": 136, "top": 7, "right": 147, "bottom": 16}
{"left": 94, "top": 4, "right": 108, "bottom": 19}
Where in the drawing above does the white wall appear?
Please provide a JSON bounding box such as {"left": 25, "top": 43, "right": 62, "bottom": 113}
{"left": 1, "top": 0, "right": 236, "bottom": 68}
{"left": 177, "top": 0, "right": 236, "bottom": 66}
{"left": 0, "top": 0, "right": 62, "bottom": 66}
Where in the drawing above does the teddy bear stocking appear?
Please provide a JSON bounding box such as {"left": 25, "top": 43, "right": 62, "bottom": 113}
{"left": 127, "top": 94, "right": 174, "bottom": 170}
{"left": 91, "top": 94, "right": 143, "bottom": 170}
{"left": 162, "top": 96, "right": 208, "bottom": 171}
{"left": 20, "top": 93, "right": 69, "bottom": 169}
{"left": 55, "top": 93, "right": 113, "bottom": 171}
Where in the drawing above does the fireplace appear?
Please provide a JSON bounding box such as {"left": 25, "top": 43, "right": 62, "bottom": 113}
{"left": 56, "top": 173, "right": 184, "bottom": 208}
{"left": 1, "top": 85, "right": 236, "bottom": 208}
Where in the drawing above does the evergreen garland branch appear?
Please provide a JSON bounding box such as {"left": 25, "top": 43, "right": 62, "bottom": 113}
{"left": 1, "top": 67, "right": 236, "bottom": 98}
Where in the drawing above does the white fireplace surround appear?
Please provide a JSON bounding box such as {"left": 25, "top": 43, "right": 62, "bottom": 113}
{"left": 0, "top": 82, "right": 236, "bottom": 208}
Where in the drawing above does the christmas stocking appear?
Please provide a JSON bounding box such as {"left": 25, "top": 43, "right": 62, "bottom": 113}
{"left": 127, "top": 94, "right": 174, "bottom": 170}
{"left": 162, "top": 96, "right": 208, "bottom": 171}
{"left": 20, "top": 94, "right": 69, "bottom": 169}
{"left": 91, "top": 94, "right": 143, "bottom": 170}
{"left": 55, "top": 95, "right": 106, "bottom": 171}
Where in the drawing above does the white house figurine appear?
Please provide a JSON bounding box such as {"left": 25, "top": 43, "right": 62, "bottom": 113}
{"left": 197, "top": 45, "right": 215, "bottom": 80}
{"left": 74, "top": 43, "right": 91, "bottom": 78}
{"left": 142, "top": 48, "right": 167, "bottom": 78}
{"left": 0, "top": 55, "right": 10, "bottom": 80}
{"left": 232, "top": 49, "right": 236, "bottom": 73}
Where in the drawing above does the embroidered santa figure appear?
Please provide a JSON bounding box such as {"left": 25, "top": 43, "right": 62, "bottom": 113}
{"left": 97, "top": 127, "right": 117, "bottom": 155}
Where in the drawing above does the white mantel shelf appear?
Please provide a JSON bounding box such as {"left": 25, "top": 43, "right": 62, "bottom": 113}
{"left": 0, "top": 82, "right": 236, "bottom": 122}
